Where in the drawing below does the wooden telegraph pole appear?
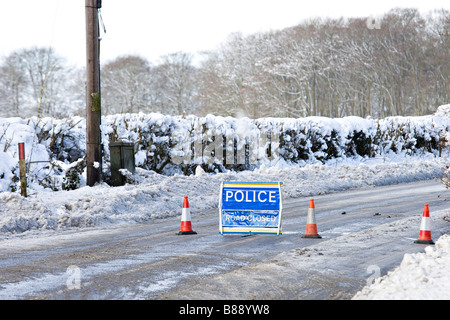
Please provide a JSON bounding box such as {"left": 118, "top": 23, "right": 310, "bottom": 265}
{"left": 85, "top": 0, "right": 102, "bottom": 186}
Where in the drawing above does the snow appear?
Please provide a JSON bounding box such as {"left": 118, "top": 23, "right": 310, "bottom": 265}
{"left": 353, "top": 234, "right": 450, "bottom": 300}
{"left": 0, "top": 152, "right": 16, "bottom": 192}
{"left": 436, "top": 104, "right": 450, "bottom": 118}
{"left": 0, "top": 154, "right": 447, "bottom": 235}
{"left": 0, "top": 106, "right": 449, "bottom": 299}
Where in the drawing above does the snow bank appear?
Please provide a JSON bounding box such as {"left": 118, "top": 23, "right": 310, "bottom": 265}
{"left": 0, "top": 155, "right": 448, "bottom": 235}
{"left": 0, "top": 152, "right": 16, "bottom": 192}
{"left": 1, "top": 107, "right": 449, "bottom": 193}
{"left": 435, "top": 104, "right": 450, "bottom": 118}
{"left": 353, "top": 234, "right": 450, "bottom": 300}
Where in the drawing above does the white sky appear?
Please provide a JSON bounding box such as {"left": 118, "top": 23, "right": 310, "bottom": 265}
{"left": 0, "top": 0, "right": 448, "bottom": 67}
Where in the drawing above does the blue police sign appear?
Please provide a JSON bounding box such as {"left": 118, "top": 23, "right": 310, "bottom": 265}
{"left": 219, "top": 182, "right": 283, "bottom": 235}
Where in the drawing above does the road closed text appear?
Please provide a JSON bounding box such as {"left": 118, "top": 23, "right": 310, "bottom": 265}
{"left": 222, "top": 210, "right": 279, "bottom": 228}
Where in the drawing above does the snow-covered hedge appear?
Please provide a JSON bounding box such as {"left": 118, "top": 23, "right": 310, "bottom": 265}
{"left": 0, "top": 105, "right": 449, "bottom": 192}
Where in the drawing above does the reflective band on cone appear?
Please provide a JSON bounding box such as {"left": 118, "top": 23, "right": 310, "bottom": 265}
{"left": 177, "top": 196, "right": 197, "bottom": 235}
{"left": 414, "top": 204, "right": 434, "bottom": 245}
{"left": 302, "top": 199, "right": 322, "bottom": 239}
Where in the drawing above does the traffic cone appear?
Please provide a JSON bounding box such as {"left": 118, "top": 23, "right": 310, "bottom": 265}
{"left": 414, "top": 204, "right": 434, "bottom": 245}
{"left": 302, "top": 199, "right": 322, "bottom": 239}
{"left": 177, "top": 196, "right": 197, "bottom": 235}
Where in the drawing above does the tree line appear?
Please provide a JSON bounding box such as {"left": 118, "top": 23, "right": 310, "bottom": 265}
{"left": 0, "top": 8, "right": 448, "bottom": 119}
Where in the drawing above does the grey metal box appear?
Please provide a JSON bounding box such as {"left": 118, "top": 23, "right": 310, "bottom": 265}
{"left": 110, "top": 141, "right": 136, "bottom": 186}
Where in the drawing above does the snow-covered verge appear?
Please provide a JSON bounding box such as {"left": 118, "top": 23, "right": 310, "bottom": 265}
{"left": 0, "top": 155, "right": 448, "bottom": 235}
{"left": 353, "top": 234, "right": 450, "bottom": 300}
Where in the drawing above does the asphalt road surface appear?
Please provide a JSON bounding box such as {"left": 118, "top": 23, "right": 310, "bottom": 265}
{"left": 0, "top": 179, "right": 448, "bottom": 300}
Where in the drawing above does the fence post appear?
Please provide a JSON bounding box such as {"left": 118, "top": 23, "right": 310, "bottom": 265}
{"left": 18, "top": 142, "right": 27, "bottom": 197}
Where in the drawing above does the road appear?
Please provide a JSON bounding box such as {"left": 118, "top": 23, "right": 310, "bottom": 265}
{"left": 0, "top": 179, "right": 448, "bottom": 300}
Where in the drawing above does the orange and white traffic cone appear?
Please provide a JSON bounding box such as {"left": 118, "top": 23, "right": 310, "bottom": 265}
{"left": 414, "top": 204, "right": 434, "bottom": 245}
{"left": 177, "top": 196, "right": 197, "bottom": 235}
{"left": 301, "top": 199, "right": 322, "bottom": 239}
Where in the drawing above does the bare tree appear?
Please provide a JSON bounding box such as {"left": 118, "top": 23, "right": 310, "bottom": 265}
{"left": 152, "top": 52, "right": 198, "bottom": 116}
{"left": 196, "top": 9, "right": 448, "bottom": 119}
{"left": 0, "top": 52, "right": 27, "bottom": 117}
{"left": 2, "top": 9, "right": 447, "bottom": 120}
{"left": 101, "top": 55, "right": 152, "bottom": 115}
{"left": 0, "top": 47, "right": 73, "bottom": 118}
